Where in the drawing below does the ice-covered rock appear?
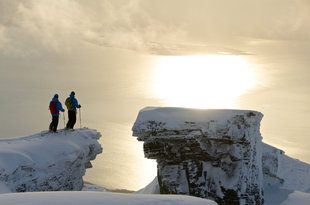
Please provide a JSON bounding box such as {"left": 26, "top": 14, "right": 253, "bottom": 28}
{"left": 0, "top": 128, "right": 102, "bottom": 192}
{"left": 132, "top": 107, "right": 264, "bottom": 205}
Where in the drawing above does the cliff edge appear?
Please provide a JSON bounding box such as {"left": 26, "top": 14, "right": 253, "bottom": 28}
{"left": 0, "top": 128, "right": 102, "bottom": 192}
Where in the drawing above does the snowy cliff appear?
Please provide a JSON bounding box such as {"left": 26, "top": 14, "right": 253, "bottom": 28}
{"left": 133, "top": 107, "right": 264, "bottom": 205}
{"left": 0, "top": 128, "right": 102, "bottom": 192}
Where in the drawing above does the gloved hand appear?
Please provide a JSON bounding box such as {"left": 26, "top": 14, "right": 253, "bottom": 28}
{"left": 79, "top": 104, "right": 81, "bottom": 108}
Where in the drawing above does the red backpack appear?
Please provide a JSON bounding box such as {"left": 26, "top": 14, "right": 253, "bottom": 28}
{"left": 49, "top": 101, "right": 58, "bottom": 115}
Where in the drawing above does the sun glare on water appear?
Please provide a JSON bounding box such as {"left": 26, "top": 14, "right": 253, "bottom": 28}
{"left": 152, "top": 55, "right": 257, "bottom": 109}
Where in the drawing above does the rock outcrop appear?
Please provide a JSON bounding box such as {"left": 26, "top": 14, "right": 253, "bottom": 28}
{"left": 0, "top": 128, "right": 102, "bottom": 192}
{"left": 132, "top": 107, "right": 264, "bottom": 205}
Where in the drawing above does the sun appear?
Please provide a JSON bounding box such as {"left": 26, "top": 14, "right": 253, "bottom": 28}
{"left": 151, "top": 55, "right": 257, "bottom": 109}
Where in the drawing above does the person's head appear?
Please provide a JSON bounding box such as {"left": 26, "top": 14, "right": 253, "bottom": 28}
{"left": 52, "top": 94, "right": 59, "bottom": 102}
{"left": 70, "top": 91, "right": 75, "bottom": 98}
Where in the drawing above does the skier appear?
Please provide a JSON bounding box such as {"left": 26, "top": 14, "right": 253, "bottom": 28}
{"left": 65, "top": 91, "right": 81, "bottom": 130}
{"left": 49, "top": 94, "right": 65, "bottom": 133}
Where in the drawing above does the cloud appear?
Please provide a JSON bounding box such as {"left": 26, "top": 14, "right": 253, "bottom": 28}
{"left": 0, "top": 0, "right": 22, "bottom": 26}
{"left": 0, "top": 25, "right": 6, "bottom": 44}
{"left": 0, "top": 0, "right": 309, "bottom": 56}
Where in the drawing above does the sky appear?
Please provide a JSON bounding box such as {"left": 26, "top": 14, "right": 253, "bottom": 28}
{"left": 1, "top": 0, "right": 310, "bottom": 189}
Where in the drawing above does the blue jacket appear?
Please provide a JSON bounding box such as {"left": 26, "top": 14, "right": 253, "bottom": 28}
{"left": 66, "top": 93, "right": 80, "bottom": 111}
{"left": 50, "top": 97, "right": 65, "bottom": 116}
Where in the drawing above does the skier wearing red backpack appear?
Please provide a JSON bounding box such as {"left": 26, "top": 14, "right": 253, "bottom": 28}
{"left": 49, "top": 94, "right": 65, "bottom": 133}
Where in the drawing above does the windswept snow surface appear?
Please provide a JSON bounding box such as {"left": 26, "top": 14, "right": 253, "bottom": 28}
{"left": 132, "top": 107, "right": 262, "bottom": 134}
{"left": 0, "top": 192, "right": 218, "bottom": 205}
{"left": 263, "top": 143, "right": 310, "bottom": 204}
{"left": 0, "top": 128, "right": 102, "bottom": 192}
{"left": 263, "top": 143, "right": 310, "bottom": 192}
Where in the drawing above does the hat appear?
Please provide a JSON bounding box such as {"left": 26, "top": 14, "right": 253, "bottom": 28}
{"left": 71, "top": 91, "right": 75, "bottom": 96}
{"left": 54, "top": 94, "right": 59, "bottom": 98}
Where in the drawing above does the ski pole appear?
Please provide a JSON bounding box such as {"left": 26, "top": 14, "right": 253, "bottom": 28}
{"left": 79, "top": 107, "right": 82, "bottom": 129}
{"left": 63, "top": 112, "right": 66, "bottom": 130}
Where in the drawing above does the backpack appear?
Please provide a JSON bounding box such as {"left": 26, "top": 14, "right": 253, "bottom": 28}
{"left": 65, "top": 98, "right": 74, "bottom": 110}
{"left": 49, "top": 101, "right": 58, "bottom": 114}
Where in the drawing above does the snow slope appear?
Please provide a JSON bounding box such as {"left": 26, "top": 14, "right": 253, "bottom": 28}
{"left": 263, "top": 143, "right": 310, "bottom": 192}
{"left": 0, "top": 191, "right": 217, "bottom": 205}
{"left": 262, "top": 143, "right": 310, "bottom": 204}
{"left": 0, "top": 128, "right": 102, "bottom": 192}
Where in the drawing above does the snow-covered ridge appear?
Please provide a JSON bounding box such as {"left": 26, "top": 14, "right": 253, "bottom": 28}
{"left": 263, "top": 143, "right": 310, "bottom": 192}
{"left": 0, "top": 128, "right": 102, "bottom": 192}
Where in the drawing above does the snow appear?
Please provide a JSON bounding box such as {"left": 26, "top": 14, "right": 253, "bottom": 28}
{"left": 264, "top": 187, "right": 310, "bottom": 205}
{"left": 263, "top": 143, "right": 310, "bottom": 192}
{"left": 279, "top": 191, "right": 310, "bottom": 205}
{"left": 262, "top": 143, "right": 310, "bottom": 204}
{"left": 137, "top": 177, "right": 310, "bottom": 205}
{"left": 136, "top": 176, "right": 160, "bottom": 194}
{"left": 0, "top": 182, "right": 11, "bottom": 194}
{"left": 0, "top": 128, "right": 102, "bottom": 192}
{"left": 0, "top": 191, "right": 218, "bottom": 205}
{"left": 132, "top": 107, "right": 262, "bottom": 133}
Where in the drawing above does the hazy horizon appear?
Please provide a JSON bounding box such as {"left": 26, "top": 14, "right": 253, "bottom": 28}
{"left": 1, "top": 0, "right": 310, "bottom": 190}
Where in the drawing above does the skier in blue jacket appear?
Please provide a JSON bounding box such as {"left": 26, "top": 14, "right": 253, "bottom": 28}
{"left": 49, "top": 94, "right": 65, "bottom": 133}
{"left": 65, "top": 91, "right": 81, "bottom": 130}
